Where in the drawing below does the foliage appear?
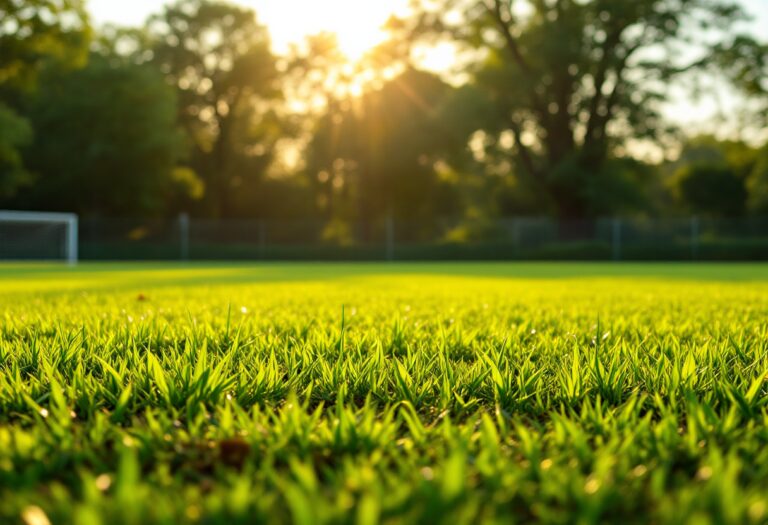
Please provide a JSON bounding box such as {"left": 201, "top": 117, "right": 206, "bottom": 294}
{"left": 17, "top": 56, "right": 187, "bottom": 216}
{"left": 675, "top": 164, "right": 747, "bottom": 217}
{"left": 306, "top": 67, "right": 465, "bottom": 226}
{"left": 2, "top": 263, "right": 768, "bottom": 523}
{"left": 400, "top": 0, "right": 751, "bottom": 217}
{"left": 746, "top": 147, "right": 768, "bottom": 214}
{"left": 1, "top": 0, "right": 767, "bottom": 222}
{"left": 0, "top": 0, "right": 90, "bottom": 91}
{"left": 0, "top": 104, "right": 32, "bottom": 198}
{"left": 671, "top": 136, "right": 761, "bottom": 217}
{"left": 713, "top": 35, "right": 767, "bottom": 125}
{"left": 148, "top": 0, "right": 284, "bottom": 218}
{"left": 0, "top": 0, "right": 90, "bottom": 204}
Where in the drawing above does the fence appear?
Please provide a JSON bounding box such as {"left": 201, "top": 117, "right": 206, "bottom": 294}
{"left": 64, "top": 215, "right": 768, "bottom": 261}
{"left": 2, "top": 214, "right": 768, "bottom": 262}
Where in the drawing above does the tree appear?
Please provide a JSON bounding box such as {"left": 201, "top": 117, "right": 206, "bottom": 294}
{"left": 17, "top": 56, "right": 187, "bottom": 216}
{"left": 747, "top": 146, "right": 768, "bottom": 214}
{"left": 306, "top": 67, "right": 465, "bottom": 233}
{"left": 671, "top": 136, "right": 755, "bottom": 217}
{"left": 0, "top": 104, "right": 32, "bottom": 199}
{"left": 713, "top": 35, "right": 767, "bottom": 126}
{"left": 0, "top": 0, "right": 89, "bottom": 91}
{"left": 148, "top": 0, "right": 283, "bottom": 218}
{"left": 0, "top": 0, "right": 90, "bottom": 200}
{"left": 675, "top": 165, "right": 746, "bottom": 217}
{"left": 401, "top": 0, "right": 751, "bottom": 218}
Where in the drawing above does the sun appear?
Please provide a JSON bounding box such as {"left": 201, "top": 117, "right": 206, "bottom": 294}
{"left": 251, "top": 0, "right": 410, "bottom": 61}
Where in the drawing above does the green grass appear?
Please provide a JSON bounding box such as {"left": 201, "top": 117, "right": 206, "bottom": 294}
{"left": 2, "top": 262, "right": 768, "bottom": 524}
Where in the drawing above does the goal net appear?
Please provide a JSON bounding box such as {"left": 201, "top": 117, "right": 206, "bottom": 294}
{"left": 0, "top": 211, "right": 78, "bottom": 264}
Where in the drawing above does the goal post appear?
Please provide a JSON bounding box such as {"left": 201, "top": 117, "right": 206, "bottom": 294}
{"left": 0, "top": 210, "right": 78, "bottom": 265}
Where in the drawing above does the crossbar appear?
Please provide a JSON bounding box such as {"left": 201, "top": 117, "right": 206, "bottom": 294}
{"left": 0, "top": 210, "right": 78, "bottom": 265}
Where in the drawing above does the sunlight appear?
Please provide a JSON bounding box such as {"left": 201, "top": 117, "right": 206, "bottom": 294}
{"left": 417, "top": 42, "right": 460, "bottom": 73}
{"left": 251, "top": 0, "right": 410, "bottom": 60}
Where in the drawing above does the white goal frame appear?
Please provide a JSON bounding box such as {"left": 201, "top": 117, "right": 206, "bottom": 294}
{"left": 0, "top": 210, "right": 78, "bottom": 265}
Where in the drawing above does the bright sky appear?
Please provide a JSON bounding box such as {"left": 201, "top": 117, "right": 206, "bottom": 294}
{"left": 89, "top": 0, "right": 768, "bottom": 154}
{"left": 89, "top": 0, "right": 412, "bottom": 60}
{"left": 88, "top": 0, "right": 768, "bottom": 53}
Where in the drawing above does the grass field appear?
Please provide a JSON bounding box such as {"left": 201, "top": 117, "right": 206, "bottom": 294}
{"left": 3, "top": 262, "right": 768, "bottom": 524}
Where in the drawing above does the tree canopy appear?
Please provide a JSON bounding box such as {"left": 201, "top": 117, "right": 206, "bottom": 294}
{"left": 1, "top": 0, "right": 767, "bottom": 227}
{"left": 17, "top": 56, "right": 186, "bottom": 215}
{"left": 148, "top": 0, "right": 283, "bottom": 218}
{"left": 0, "top": 0, "right": 90, "bottom": 201}
{"left": 307, "top": 68, "right": 465, "bottom": 227}
{"left": 0, "top": 0, "right": 89, "bottom": 91}
{"left": 397, "top": 0, "right": 752, "bottom": 217}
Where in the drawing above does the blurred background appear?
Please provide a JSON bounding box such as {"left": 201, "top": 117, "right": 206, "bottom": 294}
{"left": 1, "top": 0, "right": 767, "bottom": 261}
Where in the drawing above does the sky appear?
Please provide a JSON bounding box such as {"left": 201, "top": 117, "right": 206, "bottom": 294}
{"left": 89, "top": 0, "right": 768, "bottom": 155}
{"left": 89, "top": 0, "right": 412, "bottom": 60}
{"left": 87, "top": 0, "right": 768, "bottom": 55}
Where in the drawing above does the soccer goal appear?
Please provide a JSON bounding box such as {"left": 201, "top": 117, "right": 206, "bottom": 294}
{"left": 0, "top": 210, "right": 78, "bottom": 264}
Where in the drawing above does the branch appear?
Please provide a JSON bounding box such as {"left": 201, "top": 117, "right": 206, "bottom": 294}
{"left": 584, "top": 37, "right": 640, "bottom": 144}
{"left": 484, "top": 0, "right": 532, "bottom": 73}
{"left": 581, "top": 45, "right": 639, "bottom": 166}
{"left": 483, "top": 0, "right": 550, "bottom": 126}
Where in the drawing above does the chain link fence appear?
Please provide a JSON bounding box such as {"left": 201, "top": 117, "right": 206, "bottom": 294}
{"left": 54, "top": 215, "right": 768, "bottom": 262}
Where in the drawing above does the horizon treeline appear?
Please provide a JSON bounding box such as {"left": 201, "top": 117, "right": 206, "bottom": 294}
{"left": 1, "top": 0, "right": 767, "bottom": 230}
